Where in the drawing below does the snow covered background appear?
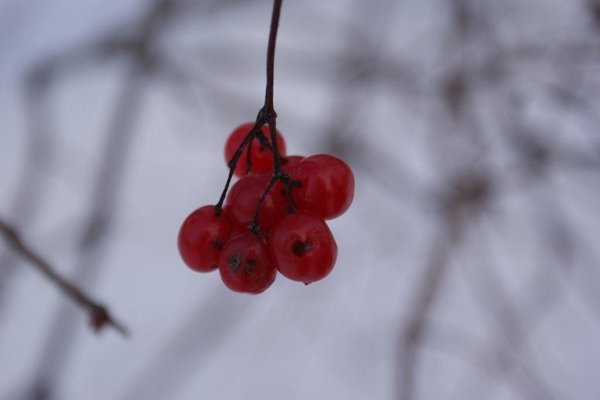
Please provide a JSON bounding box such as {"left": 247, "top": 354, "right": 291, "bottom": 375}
{"left": 1, "top": 0, "right": 600, "bottom": 399}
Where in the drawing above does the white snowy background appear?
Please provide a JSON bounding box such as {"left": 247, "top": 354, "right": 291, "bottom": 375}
{"left": 1, "top": 0, "right": 600, "bottom": 399}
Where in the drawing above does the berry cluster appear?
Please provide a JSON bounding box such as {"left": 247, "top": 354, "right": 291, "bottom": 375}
{"left": 178, "top": 122, "right": 354, "bottom": 294}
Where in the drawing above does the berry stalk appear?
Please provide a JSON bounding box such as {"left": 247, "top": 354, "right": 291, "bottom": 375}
{"left": 264, "top": 0, "right": 282, "bottom": 113}
{"left": 216, "top": 0, "right": 298, "bottom": 233}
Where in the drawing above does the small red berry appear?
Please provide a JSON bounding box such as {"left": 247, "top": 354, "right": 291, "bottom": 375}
{"left": 178, "top": 205, "right": 233, "bottom": 272}
{"left": 219, "top": 233, "right": 276, "bottom": 294}
{"left": 224, "top": 122, "right": 286, "bottom": 177}
{"left": 293, "top": 154, "right": 354, "bottom": 220}
{"left": 225, "top": 174, "right": 285, "bottom": 232}
{"left": 269, "top": 211, "right": 337, "bottom": 284}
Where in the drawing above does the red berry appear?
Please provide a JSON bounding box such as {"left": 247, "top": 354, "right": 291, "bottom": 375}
{"left": 225, "top": 174, "right": 285, "bottom": 232}
{"left": 178, "top": 205, "right": 233, "bottom": 272}
{"left": 224, "top": 122, "right": 286, "bottom": 177}
{"left": 269, "top": 211, "right": 337, "bottom": 284}
{"left": 219, "top": 233, "right": 276, "bottom": 294}
{"left": 281, "top": 155, "right": 304, "bottom": 172}
{"left": 293, "top": 154, "right": 354, "bottom": 219}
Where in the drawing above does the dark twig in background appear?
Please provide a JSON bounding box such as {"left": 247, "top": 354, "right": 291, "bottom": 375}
{"left": 0, "top": 67, "right": 53, "bottom": 320}
{"left": 27, "top": 70, "right": 145, "bottom": 400}
{"left": 19, "top": 1, "right": 182, "bottom": 398}
{"left": 0, "top": 217, "right": 127, "bottom": 336}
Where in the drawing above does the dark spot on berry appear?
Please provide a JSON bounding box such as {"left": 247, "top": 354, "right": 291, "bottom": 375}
{"left": 292, "top": 240, "right": 313, "bottom": 256}
{"left": 212, "top": 240, "right": 223, "bottom": 250}
{"left": 228, "top": 255, "right": 241, "bottom": 271}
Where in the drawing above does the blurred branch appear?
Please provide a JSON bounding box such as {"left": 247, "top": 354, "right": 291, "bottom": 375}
{"left": 21, "top": 1, "right": 183, "bottom": 398}
{"left": 28, "top": 65, "right": 145, "bottom": 400}
{"left": 452, "top": 214, "right": 562, "bottom": 400}
{"left": 0, "top": 61, "right": 55, "bottom": 319}
{"left": 396, "top": 207, "right": 465, "bottom": 400}
{"left": 541, "top": 191, "right": 600, "bottom": 326}
{"left": 395, "top": 5, "right": 496, "bottom": 399}
{"left": 0, "top": 217, "right": 127, "bottom": 336}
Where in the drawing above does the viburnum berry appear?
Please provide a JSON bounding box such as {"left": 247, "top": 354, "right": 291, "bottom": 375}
{"left": 225, "top": 174, "right": 286, "bottom": 232}
{"left": 180, "top": 150, "right": 352, "bottom": 291}
{"left": 219, "top": 232, "right": 276, "bottom": 294}
{"left": 178, "top": 205, "right": 233, "bottom": 272}
{"left": 269, "top": 211, "right": 337, "bottom": 284}
{"left": 224, "top": 122, "right": 286, "bottom": 177}
{"left": 292, "top": 154, "right": 354, "bottom": 220}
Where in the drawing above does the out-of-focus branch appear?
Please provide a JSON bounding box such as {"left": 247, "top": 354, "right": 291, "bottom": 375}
{"left": 396, "top": 209, "right": 464, "bottom": 400}
{"left": 0, "top": 62, "right": 54, "bottom": 319}
{"left": 28, "top": 66, "right": 144, "bottom": 400}
{"left": 396, "top": 171, "right": 493, "bottom": 399}
{"left": 0, "top": 217, "right": 127, "bottom": 336}
{"left": 25, "top": 1, "right": 182, "bottom": 398}
{"left": 452, "top": 214, "right": 562, "bottom": 400}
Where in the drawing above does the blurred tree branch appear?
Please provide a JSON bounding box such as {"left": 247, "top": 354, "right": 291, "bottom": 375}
{"left": 21, "top": 1, "right": 184, "bottom": 398}
{"left": 0, "top": 217, "right": 127, "bottom": 336}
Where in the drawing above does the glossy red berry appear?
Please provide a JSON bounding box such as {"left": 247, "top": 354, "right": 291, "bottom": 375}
{"left": 178, "top": 205, "right": 233, "bottom": 272}
{"left": 219, "top": 233, "right": 276, "bottom": 294}
{"left": 225, "top": 174, "right": 285, "bottom": 232}
{"left": 269, "top": 211, "right": 337, "bottom": 284}
{"left": 224, "top": 122, "right": 286, "bottom": 177}
{"left": 293, "top": 154, "right": 354, "bottom": 220}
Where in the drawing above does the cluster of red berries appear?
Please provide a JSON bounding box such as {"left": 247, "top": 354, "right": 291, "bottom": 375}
{"left": 178, "top": 122, "right": 354, "bottom": 294}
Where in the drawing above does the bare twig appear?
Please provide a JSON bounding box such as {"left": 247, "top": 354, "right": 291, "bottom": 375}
{"left": 0, "top": 217, "right": 127, "bottom": 336}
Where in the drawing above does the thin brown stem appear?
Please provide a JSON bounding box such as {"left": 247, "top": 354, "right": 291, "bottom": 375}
{"left": 0, "top": 217, "right": 128, "bottom": 336}
{"left": 215, "top": 122, "right": 263, "bottom": 215}
{"left": 264, "top": 0, "right": 282, "bottom": 112}
{"left": 216, "top": 0, "right": 296, "bottom": 234}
